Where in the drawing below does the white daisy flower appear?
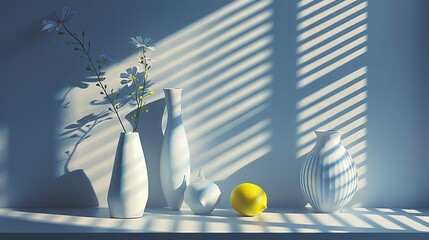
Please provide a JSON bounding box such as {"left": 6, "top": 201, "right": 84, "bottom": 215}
{"left": 41, "top": 19, "right": 60, "bottom": 32}
{"left": 57, "top": 6, "right": 76, "bottom": 23}
{"left": 41, "top": 6, "right": 76, "bottom": 32}
{"left": 129, "top": 36, "right": 155, "bottom": 50}
{"left": 120, "top": 67, "right": 145, "bottom": 86}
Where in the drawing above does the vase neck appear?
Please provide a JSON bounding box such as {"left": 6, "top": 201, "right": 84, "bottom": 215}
{"left": 164, "top": 88, "right": 182, "bottom": 119}
{"left": 119, "top": 132, "right": 140, "bottom": 142}
{"left": 314, "top": 130, "right": 342, "bottom": 151}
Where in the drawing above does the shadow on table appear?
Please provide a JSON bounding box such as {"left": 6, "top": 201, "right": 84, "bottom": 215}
{"left": 11, "top": 208, "right": 109, "bottom": 218}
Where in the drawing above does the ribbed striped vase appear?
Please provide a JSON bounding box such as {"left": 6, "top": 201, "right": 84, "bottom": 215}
{"left": 300, "top": 130, "right": 358, "bottom": 213}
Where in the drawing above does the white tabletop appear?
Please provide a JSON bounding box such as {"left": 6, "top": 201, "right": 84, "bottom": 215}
{"left": 0, "top": 207, "right": 428, "bottom": 233}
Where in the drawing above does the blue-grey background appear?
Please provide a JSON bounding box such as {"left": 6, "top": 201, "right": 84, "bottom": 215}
{"left": 0, "top": 0, "right": 427, "bottom": 211}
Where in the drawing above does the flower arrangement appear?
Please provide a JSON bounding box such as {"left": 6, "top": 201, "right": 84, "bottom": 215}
{"left": 122, "top": 36, "right": 155, "bottom": 132}
{"left": 42, "top": 6, "right": 155, "bottom": 133}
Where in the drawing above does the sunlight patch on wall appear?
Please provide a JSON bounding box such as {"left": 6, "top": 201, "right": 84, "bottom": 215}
{"left": 55, "top": 0, "right": 273, "bottom": 207}
{"left": 296, "top": 0, "right": 368, "bottom": 199}
{"left": 298, "top": 0, "right": 335, "bottom": 19}
{"left": 106, "top": 0, "right": 274, "bottom": 182}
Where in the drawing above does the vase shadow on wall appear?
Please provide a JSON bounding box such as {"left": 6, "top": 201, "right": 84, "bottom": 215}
{"left": 126, "top": 98, "right": 167, "bottom": 208}
{"left": 284, "top": 155, "right": 308, "bottom": 207}
{"left": 51, "top": 111, "right": 114, "bottom": 207}
{"left": 49, "top": 169, "right": 98, "bottom": 207}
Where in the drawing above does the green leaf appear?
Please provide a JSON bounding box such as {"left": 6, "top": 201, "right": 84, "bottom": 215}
{"left": 82, "top": 31, "right": 86, "bottom": 37}
{"left": 73, "top": 47, "right": 81, "bottom": 51}
{"left": 116, "top": 93, "right": 120, "bottom": 99}
{"left": 100, "top": 92, "right": 104, "bottom": 95}
{"left": 96, "top": 83, "right": 100, "bottom": 87}
{"left": 58, "top": 31, "right": 65, "bottom": 35}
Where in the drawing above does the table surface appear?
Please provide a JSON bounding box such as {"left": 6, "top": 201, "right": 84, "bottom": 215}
{"left": 0, "top": 207, "right": 428, "bottom": 233}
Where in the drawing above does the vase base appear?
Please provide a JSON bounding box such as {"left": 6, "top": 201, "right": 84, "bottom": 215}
{"left": 313, "top": 209, "right": 342, "bottom": 213}
{"left": 109, "top": 214, "right": 144, "bottom": 219}
{"left": 168, "top": 207, "right": 181, "bottom": 211}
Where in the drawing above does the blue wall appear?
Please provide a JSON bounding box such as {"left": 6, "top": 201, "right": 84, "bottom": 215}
{"left": 0, "top": 0, "right": 427, "bottom": 209}
{"left": 367, "top": 0, "right": 429, "bottom": 206}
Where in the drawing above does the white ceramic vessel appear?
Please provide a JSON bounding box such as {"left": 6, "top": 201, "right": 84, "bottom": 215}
{"left": 300, "top": 130, "right": 358, "bottom": 213}
{"left": 160, "top": 88, "right": 191, "bottom": 210}
{"left": 107, "top": 132, "right": 148, "bottom": 218}
{"left": 184, "top": 169, "right": 222, "bottom": 215}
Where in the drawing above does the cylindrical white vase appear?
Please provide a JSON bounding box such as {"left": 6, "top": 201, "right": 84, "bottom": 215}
{"left": 300, "top": 130, "right": 358, "bottom": 213}
{"left": 107, "top": 132, "right": 148, "bottom": 218}
{"left": 160, "top": 88, "right": 191, "bottom": 210}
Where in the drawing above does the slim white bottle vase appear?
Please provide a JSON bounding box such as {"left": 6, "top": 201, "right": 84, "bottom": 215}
{"left": 160, "top": 88, "right": 191, "bottom": 210}
{"left": 107, "top": 132, "right": 148, "bottom": 218}
{"left": 300, "top": 130, "right": 358, "bottom": 213}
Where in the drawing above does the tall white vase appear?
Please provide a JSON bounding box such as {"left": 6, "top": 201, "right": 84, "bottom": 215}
{"left": 108, "top": 132, "right": 148, "bottom": 218}
{"left": 160, "top": 88, "right": 191, "bottom": 210}
{"left": 300, "top": 130, "right": 358, "bottom": 213}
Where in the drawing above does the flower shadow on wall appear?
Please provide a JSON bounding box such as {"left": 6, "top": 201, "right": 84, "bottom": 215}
{"left": 55, "top": 0, "right": 275, "bottom": 208}
{"left": 295, "top": 0, "right": 368, "bottom": 207}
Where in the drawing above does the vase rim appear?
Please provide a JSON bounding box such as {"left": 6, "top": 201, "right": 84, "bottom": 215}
{"left": 120, "top": 132, "right": 139, "bottom": 135}
{"left": 315, "top": 129, "right": 342, "bottom": 134}
{"left": 163, "top": 88, "right": 182, "bottom": 90}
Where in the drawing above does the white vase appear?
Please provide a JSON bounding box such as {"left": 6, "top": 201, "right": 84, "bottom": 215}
{"left": 300, "top": 130, "right": 358, "bottom": 213}
{"left": 160, "top": 88, "right": 191, "bottom": 210}
{"left": 107, "top": 132, "right": 148, "bottom": 218}
{"left": 184, "top": 169, "right": 222, "bottom": 215}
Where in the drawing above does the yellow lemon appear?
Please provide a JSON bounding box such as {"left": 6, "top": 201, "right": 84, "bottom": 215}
{"left": 230, "top": 183, "right": 267, "bottom": 216}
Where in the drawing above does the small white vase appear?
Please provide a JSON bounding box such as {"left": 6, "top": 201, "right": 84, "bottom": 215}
{"left": 300, "top": 130, "right": 358, "bottom": 213}
{"left": 184, "top": 169, "right": 222, "bottom": 215}
{"left": 107, "top": 132, "right": 148, "bottom": 218}
{"left": 160, "top": 88, "right": 191, "bottom": 210}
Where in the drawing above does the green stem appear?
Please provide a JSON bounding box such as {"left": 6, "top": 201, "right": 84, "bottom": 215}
{"left": 61, "top": 24, "right": 127, "bottom": 133}
{"left": 133, "top": 50, "right": 148, "bottom": 132}
{"left": 132, "top": 79, "right": 140, "bottom": 132}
